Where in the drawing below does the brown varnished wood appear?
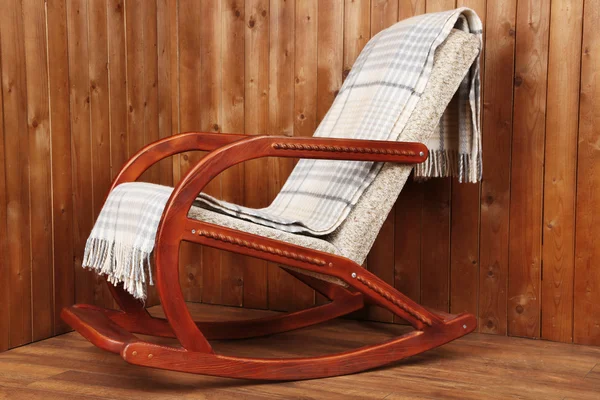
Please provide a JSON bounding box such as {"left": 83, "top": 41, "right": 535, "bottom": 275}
{"left": 120, "top": 313, "right": 475, "bottom": 380}
{"left": 62, "top": 131, "right": 476, "bottom": 380}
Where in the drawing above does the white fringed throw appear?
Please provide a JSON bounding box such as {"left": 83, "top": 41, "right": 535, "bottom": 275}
{"left": 83, "top": 182, "right": 173, "bottom": 300}
{"left": 84, "top": 8, "right": 482, "bottom": 300}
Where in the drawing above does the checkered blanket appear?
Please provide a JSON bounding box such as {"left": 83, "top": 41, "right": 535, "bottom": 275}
{"left": 83, "top": 183, "right": 173, "bottom": 299}
{"left": 83, "top": 8, "right": 482, "bottom": 300}
{"left": 197, "top": 8, "right": 482, "bottom": 235}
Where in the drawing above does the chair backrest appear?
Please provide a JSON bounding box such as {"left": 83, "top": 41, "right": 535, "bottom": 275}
{"left": 326, "top": 29, "right": 481, "bottom": 264}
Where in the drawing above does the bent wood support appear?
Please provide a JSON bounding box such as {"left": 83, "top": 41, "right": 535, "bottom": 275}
{"left": 62, "top": 132, "right": 477, "bottom": 380}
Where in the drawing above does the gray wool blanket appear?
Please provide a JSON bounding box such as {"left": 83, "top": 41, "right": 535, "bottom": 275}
{"left": 84, "top": 8, "right": 482, "bottom": 300}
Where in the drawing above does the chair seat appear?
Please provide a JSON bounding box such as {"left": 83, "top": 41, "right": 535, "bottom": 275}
{"left": 188, "top": 203, "right": 348, "bottom": 286}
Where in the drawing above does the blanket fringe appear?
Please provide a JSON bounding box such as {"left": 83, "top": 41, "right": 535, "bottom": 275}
{"left": 413, "top": 150, "right": 481, "bottom": 183}
{"left": 82, "top": 237, "right": 153, "bottom": 301}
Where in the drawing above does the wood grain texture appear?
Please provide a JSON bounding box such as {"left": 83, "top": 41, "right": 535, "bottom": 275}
{"left": 220, "top": 0, "right": 245, "bottom": 307}
{"left": 198, "top": 0, "right": 223, "bottom": 306}
{"left": 573, "top": 0, "right": 599, "bottom": 346}
{"left": 4, "top": 0, "right": 600, "bottom": 352}
{"left": 507, "top": 0, "right": 550, "bottom": 339}
{"left": 478, "top": 0, "right": 516, "bottom": 335}
{"left": 67, "top": 0, "right": 95, "bottom": 307}
{"left": 450, "top": 0, "right": 485, "bottom": 318}
{"left": 314, "top": 0, "right": 343, "bottom": 306}
{"left": 22, "top": 0, "right": 54, "bottom": 341}
{"left": 365, "top": 0, "right": 398, "bottom": 323}
{"left": 107, "top": 0, "right": 128, "bottom": 177}
{"left": 4, "top": 303, "right": 600, "bottom": 399}
{"left": 47, "top": 0, "right": 74, "bottom": 335}
{"left": 1, "top": 0, "right": 32, "bottom": 348}
{"left": 177, "top": 0, "right": 203, "bottom": 303}
{"left": 0, "top": 12, "right": 8, "bottom": 352}
{"left": 419, "top": 0, "right": 455, "bottom": 314}
{"left": 267, "top": 0, "right": 295, "bottom": 312}
{"left": 88, "top": 0, "right": 114, "bottom": 310}
{"left": 292, "top": 0, "right": 318, "bottom": 310}
{"left": 391, "top": 0, "right": 426, "bottom": 324}
{"left": 542, "top": 0, "right": 583, "bottom": 344}
{"left": 242, "top": 0, "right": 270, "bottom": 309}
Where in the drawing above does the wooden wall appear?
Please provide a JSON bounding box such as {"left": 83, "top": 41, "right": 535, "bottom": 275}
{"left": 1, "top": 0, "right": 599, "bottom": 352}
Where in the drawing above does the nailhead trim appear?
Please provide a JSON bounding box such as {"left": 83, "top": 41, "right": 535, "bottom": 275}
{"left": 196, "top": 230, "right": 328, "bottom": 267}
{"left": 272, "top": 142, "right": 419, "bottom": 157}
{"left": 355, "top": 275, "right": 432, "bottom": 326}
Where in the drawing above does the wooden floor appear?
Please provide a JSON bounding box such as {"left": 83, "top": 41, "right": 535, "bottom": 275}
{"left": 0, "top": 304, "right": 599, "bottom": 399}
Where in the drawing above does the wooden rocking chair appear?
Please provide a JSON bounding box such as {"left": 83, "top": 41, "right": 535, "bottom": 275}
{"left": 62, "top": 30, "right": 481, "bottom": 380}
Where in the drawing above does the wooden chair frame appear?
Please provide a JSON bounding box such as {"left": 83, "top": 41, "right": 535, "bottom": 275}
{"left": 62, "top": 131, "right": 477, "bottom": 380}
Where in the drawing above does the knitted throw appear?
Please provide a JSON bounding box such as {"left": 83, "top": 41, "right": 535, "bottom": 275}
{"left": 196, "top": 8, "right": 482, "bottom": 235}
{"left": 83, "top": 8, "right": 482, "bottom": 300}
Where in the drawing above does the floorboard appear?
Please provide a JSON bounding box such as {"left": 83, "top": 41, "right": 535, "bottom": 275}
{"left": 0, "top": 303, "right": 598, "bottom": 399}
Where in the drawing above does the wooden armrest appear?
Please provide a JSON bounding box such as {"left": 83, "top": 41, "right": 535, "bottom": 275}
{"left": 156, "top": 135, "right": 428, "bottom": 243}
{"left": 110, "top": 132, "right": 247, "bottom": 189}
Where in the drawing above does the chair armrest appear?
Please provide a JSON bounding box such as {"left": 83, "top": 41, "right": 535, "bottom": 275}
{"left": 110, "top": 132, "right": 247, "bottom": 189}
{"left": 157, "top": 135, "right": 428, "bottom": 240}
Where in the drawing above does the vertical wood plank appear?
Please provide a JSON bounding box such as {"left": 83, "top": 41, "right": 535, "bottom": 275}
{"left": 449, "top": 0, "right": 485, "bottom": 319}
{"left": 108, "top": 0, "right": 128, "bottom": 178}
{"left": 177, "top": 0, "right": 203, "bottom": 302}
{"left": 371, "top": 0, "right": 398, "bottom": 36}
{"left": 343, "top": 0, "right": 370, "bottom": 80}
{"left": 168, "top": 0, "right": 180, "bottom": 184}
{"left": 47, "top": 0, "right": 74, "bottom": 335}
{"left": 23, "top": 0, "right": 54, "bottom": 341}
{"left": 291, "top": 0, "right": 318, "bottom": 310}
{"left": 157, "top": 0, "right": 174, "bottom": 187}
{"left": 366, "top": 0, "right": 398, "bottom": 323}
{"left": 267, "top": 0, "right": 295, "bottom": 311}
{"left": 393, "top": 0, "right": 425, "bottom": 324}
{"left": 88, "top": 0, "right": 114, "bottom": 309}
{"left": 220, "top": 0, "right": 245, "bottom": 307}
{"left": 542, "top": 0, "right": 583, "bottom": 343}
{"left": 314, "top": 0, "right": 343, "bottom": 306}
{"left": 0, "top": 0, "right": 32, "bottom": 347}
{"left": 479, "top": 0, "right": 516, "bottom": 335}
{"left": 199, "top": 0, "right": 223, "bottom": 305}
{"left": 0, "top": 17, "right": 9, "bottom": 352}
{"left": 67, "top": 0, "right": 94, "bottom": 306}
{"left": 142, "top": 0, "right": 160, "bottom": 184}
{"left": 398, "top": 0, "right": 425, "bottom": 20}
{"left": 243, "top": 0, "right": 270, "bottom": 309}
{"left": 507, "top": 0, "right": 550, "bottom": 339}
{"left": 342, "top": 0, "right": 370, "bottom": 318}
{"left": 141, "top": 0, "right": 161, "bottom": 307}
{"left": 125, "top": 0, "right": 145, "bottom": 163}
{"left": 316, "top": 0, "right": 343, "bottom": 127}
{"left": 574, "top": 0, "right": 600, "bottom": 346}
{"left": 419, "top": 0, "right": 455, "bottom": 313}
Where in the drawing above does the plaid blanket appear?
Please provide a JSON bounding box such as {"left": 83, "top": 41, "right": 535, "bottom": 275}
{"left": 196, "top": 8, "right": 482, "bottom": 235}
{"left": 83, "top": 8, "right": 482, "bottom": 300}
{"left": 83, "top": 183, "right": 173, "bottom": 299}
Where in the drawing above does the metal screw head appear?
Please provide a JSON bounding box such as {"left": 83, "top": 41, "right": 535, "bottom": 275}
{"left": 132, "top": 351, "right": 138, "bottom": 356}
{"left": 462, "top": 324, "right": 467, "bottom": 329}
{"left": 148, "top": 354, "right": 154, "bottom": 359}
{"left": 191, "top": 229, "right": 196, "bottom": 234}
{"left": 419, "top": 151, "right": 425, "bottom": 157}
{"left": 351, "top": 272, "right": 357, "bottom": 278}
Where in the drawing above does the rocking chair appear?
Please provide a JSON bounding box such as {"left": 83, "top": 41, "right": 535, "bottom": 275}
{"left": 62, "top": 29, "right": 481, "bottom": 380}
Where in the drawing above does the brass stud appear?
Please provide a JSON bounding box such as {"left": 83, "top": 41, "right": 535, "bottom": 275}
{"left": 132, "top": 351, "right": 138, "bottom": 356}
{"left": 148, "top": 353, "right": 154, "bottom": 359}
